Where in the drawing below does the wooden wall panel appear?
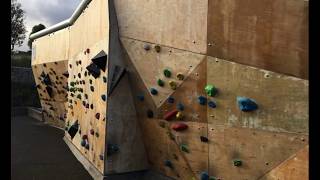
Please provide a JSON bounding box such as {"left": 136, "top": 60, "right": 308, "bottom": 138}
{"left": 207, "top": 0, "right": 308, "bottom": 79}
{"left": 115, "top": 0, "right": 208, "bottom": 54}
{"left": 207, "top": 56, "right": 308, "bottom": 134}
{"left": 208, "top": 126, "right": 308, "bottom": 179}
{"left": 41, "top": 100, "right": 66, "bottom": 128}
{"left": 260, "top": 145, "right": 308, "bottom": 180}
{"left": 32, "top": 28, "right": 70, "bottom": 65}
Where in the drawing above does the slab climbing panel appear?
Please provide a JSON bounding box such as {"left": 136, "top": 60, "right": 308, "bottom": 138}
{"left": 121, "top": 37, "right": 205, "bottom": 108}
{"left": 207, "top": 56, "right": 308, "bottom": 134}
{"left": 115, "top": 0, "right": 208, "bottom": 54}
{"left": 40, "top": 101, "right": 66, "bottom": 128}
{"left": 207, "top": 0, "right": 308, "bottom": 79}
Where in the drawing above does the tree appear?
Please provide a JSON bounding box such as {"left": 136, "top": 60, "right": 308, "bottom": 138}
{"left": 11, "top": 0, "right": 26, "bottom": 51}
{"left": 28, "top": 24, "right": 46, "bottom": 50}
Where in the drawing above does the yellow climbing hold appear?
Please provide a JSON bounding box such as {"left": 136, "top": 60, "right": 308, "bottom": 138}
{"left": 169, "top": 81, "right": 177, "bottom": 90}
{"left": 176, "top": 73, "right": 184, "bottom": 80}
{"left": 176, "top": 111, "right": 183, "bottom": 120}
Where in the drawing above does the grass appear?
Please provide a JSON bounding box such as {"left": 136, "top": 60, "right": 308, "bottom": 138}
{"left": 11, "top": 51, "right": 31, "bottom": 68}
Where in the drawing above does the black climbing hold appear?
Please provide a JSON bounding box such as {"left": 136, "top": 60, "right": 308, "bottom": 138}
{"left": 67, "top": 120, "right": 79, "bottom": 139}
{"left": 157, "top": 79, "right": 164, "bottom": 87}
{"left": 90, "top": 104, "right": 93, "bottom": 109}
{"left": 85, "top": 143, "right": 89, "bottom": 150}
{"left": 84, "top": 71, "right": 87, "bottom": 77}
{"left": 78, "top": 73, "right": 81, "bottom": 78}
{"left": 99, "top": 154, "right": 104, "bottom": 160}
{"left": 86, "top": 63, "right": 101, "bottom": 78}
{"left": 198, "top": 96, "right": 207, "bottom": 105}
{"left": 45, "top": 86, "right": 53, "bottom": 98}
{"left": 54, "top": 62, "right": 58, "bottom": 65}
{"left": 164, "top": 160, "right": 173, "bottom": 169}
{"left": 137, "top": 95, "right": 144, "bottom": 101}
{"left": 208, "top": 101, "right": 216, "bottom": 108}
{"left": 101, "top": 94, "right": 106, "bottom": 101}
{"left": 43, "top": 74, "right": 52, "bottom": 86}
{"left": 200, "top": 136, "right": 209, "bottom": 142}
{"left": 86, "top": 104, "right": 89, "bottom": 108}
{"left": 95, "top": 132, "right": 99, "bottom": 137}
{"left": 163, "top": 69, "right": 171, "bottom": 78}
{"left": 90, "top": 86, "right": 94, "bottom": 92}
{"left": 69, "top": 64, "right": 72, "bottom": 68}
{"left": 155, "top": 45, "right": 161, "bottom": 53}
{"left": 150, "top": 88, "right": 158, "bottom": 95}
{"left": 177, "top": 103, "right": 184, "bottom": 111}
{"left": 237, "top": 97, "right": 258, "bottom": 111}
{"left": 82, "top": 101, "right": 86, "bottom": 106}
{"left": 103, "top": 76, "right": 107, "bottom": 83}
{"left": 77, "top": 94, "right": 81, "bottom": 100}
{"left": 95, "top": 113, "right": 100, "bottom": 119}
{"left": 81, "top": 139, "right": 86, "bottom": 147}
{"left": 168, "top": 97, "right": 174, "bottom": 103}
{"left": 43, "top": 63, "right": 47, "bottom": 67}
{"left": 91, "top": 50, "right": 108, "bottom": 72}
{"left": 200, "top": 172, "right": 209, "bottom": 180}
{"left": 85, "top": 94, "right": 88, "bottom": 99}
{"left": 147, "top": 109, "right": 154, "bottom": 118}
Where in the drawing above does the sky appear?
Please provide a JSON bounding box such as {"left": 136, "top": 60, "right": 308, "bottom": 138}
{"left": 14, "top": 0, "right": 80, "bottom": 51}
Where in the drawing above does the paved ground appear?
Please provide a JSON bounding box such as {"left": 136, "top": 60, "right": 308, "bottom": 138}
{"left": 11, "top": 115, "right": 92, "bottom": 180}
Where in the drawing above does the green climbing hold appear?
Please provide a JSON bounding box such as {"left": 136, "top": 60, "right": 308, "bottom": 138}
{"left": 163, "top": 69, "right": 171, "bottom": 78}
{"left": 157, "top": 79, "right": 164, "bottom": 87}
{"left": 205, "top": 85, "right": 218, "bottom": 97}
{"left": 209, "top": 177, "right": 217, "bottom": 180}
{"left": 180, "top": 144, "right": 189, "bottom": 153}
{"left": 233, "top": 159, "right": 242, "bottom": 167}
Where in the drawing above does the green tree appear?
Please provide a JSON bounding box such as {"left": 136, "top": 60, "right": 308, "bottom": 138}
{"left": 11, "top": 0, "right": 26, "bottom": 51}
{"left": 28, "top": 24, "right": 46, "bottom": 50}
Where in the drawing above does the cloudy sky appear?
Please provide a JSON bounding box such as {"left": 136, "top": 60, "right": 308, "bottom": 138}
{"left": 15, "top": 0, "right": 80, "bottom": 51}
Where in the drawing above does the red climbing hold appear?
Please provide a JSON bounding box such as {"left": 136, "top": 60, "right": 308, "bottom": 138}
{"left": 163, "top": 110, "right": 178, "bottom": 121}
{"left": 90, "top": 129, "right": 94, "bottom": 135}
{"left": 171, "top": 123, "right": 188, "bottom": 131}
{"left": 82, "top": 135, "right": 88, "bottom": 139}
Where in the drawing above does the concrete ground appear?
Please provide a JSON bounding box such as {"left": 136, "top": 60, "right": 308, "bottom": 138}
{"left": 11, "top": 115, "right": 92, "bottom": 180}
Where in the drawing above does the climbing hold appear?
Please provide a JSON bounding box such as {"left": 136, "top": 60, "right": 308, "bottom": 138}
{"left": 86, "top": 63, "right": 101, "bottom": 78}
{"left": 176, "top": 73, "right": 184, "bottom": 80}
{"left": 86, "top": 48, "right": 90, "bottom": 54}
{"left": 169, "top": 81, "right": 177, "bottom": 90}
{"left": 164, "top": 160, "right": 173, "bottom": 169}
{"left": 99, "top": 154, "right": 104, "bottom": 160}
{"left": 208, "top": 101, "right": 216, "bottom": 108}
{"left": 200, "top": 136, "right": 209, "bottom": 142}
{"left": 90, "top": 104, "right": 93, "bottom": 109}
{"left": 62, "top": 71, "right": 69, "bottom": 78}
{"left": 200, "top": 172, "right": 209, "bottom": 180}
{"left": 233, "top": 159, "right": 242, "bottom": 167}
{"left": 101, "top": 94, "right": 106, "bottom": 101}
{"left": 164, "top": 110, "right": 178, "bottom": 120}
{"left": 91, "top": 50, "right": 108, "bottom": 72}
{"left": 198, "top": 96, "right": 207, "bottom": 105}
{"left": 82, "top": 135, "right": 88, "bottom": 140}
{"left": 171, "top": 123, "right": 188, "bottom": 131}
{"left": 205, "top": 85, "right": 218, "bottom": 97}
{"left": 237, "top": 97, "right": 258, "bottom": 111}
{"left": 143, "top": 44, "right": 151, "bottom": 51}
{"left": 95, "top": 113, "right": 100, "bottom": 119}
{"left": 176, "top": 111, "right": 183, "bottom": 120}
{"left": 150, "top": 88, "right": 158, "bottom": 95}
{"left": 95, "top": 132, "right": 99, "bottom": 137}
{"left": 163, "top": 69, "right": 171, "bottom": 78}
{"left": 86, "top": 104, "right": 89, "bottom": 108}
{"left": 67, "top": 121, "right": 79, "bottom": 139}
{"left": 85, "top": 143, "right": 89, "bottom": 150}
{"left": 176, "top": 103, "right": 184, "bottom": 111}
{"left": 154, "top": 44, "right": 161, "bottom": 52}
{"left": 81, "top": 139, "right": 86, "bottom": 147}
{"left": 167, "top": 97, "right": 174, "bottom": 103}
{"left": 137, "top": 94, "right": 144, "bottom": 101}
{"left": 147, "top": 109, "right": 154, "bottom": 118}
{"left": 103, "top": 76, "right": 107, "bottom": 83}
{"left": 77, "top": 94, "right": 81, "bottom": 100}
{"left": 209, "top": 177, "right": 217, "bottom": 180}
{"left": 90, "top": 129, "right": 94, "bottom": 135}
{"left": 180, "top": 144, "right": 189, "bottom": 153}
{"left": 157, "top": 79, "right": 164, "bottom": 87}
{"left": 90, "top": 86, "right": 94, "bottom": 92}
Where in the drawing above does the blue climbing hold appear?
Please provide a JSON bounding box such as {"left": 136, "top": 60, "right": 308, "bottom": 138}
{"left": 237, "top": 96, "right": 258, "bottom": 111}
{"left": 137, "top": 95, "right": 144, "bottom": 101}
{"left": 164, "top": 160, "right": 173, "bottom": 169}
{"left": 85, "top": 143, "right": 89, "bottom": 149}
{"left": 81, "top": 139, "right": 86, "bottom": 147}
{"left": 150, "top": 88, "right": 158, "bottom": 95}
{"left": 168, "top": 97, "right": 174, "bottom": 103}
{"left": 198, "top": 96, "right": 207, "bottom": 105}
{"left": 177, "top": 103, "right": 184, "bottom": 111}
{"left": 200, "top": 172, "right": 209, "bottom": 180}
{"left": 208, "top": 101, "right": 216, "bottom": 108}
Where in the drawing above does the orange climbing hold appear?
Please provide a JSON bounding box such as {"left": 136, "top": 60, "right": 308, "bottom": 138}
{"left": 164, "top": 110, "right": 178, "bottom": 120}
{"left": 171, "top": 123, "right": 188, "bottom": 131}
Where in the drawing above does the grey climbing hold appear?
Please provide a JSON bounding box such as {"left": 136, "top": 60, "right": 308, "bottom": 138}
{"left": 144, "top": 44, "right": 151, "bottom": 51}
{"left": 200, "top": 172, "right": 209, "bottom": 180}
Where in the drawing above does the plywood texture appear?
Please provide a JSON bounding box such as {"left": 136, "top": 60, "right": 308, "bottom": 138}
{"left": 32, "top": 28, "right": 70, "bottom": 65}
{"left": 114, "top": 0, "right": 208, "bottom": 54}
{"left": 121, "top": 37, "right": 205, "bottom": 108}
{"left": 207, "top": 56, "right": 308, "bottom": 134}
{"left": 260, "top": 145, "right": 308, "bottom": 180}
{"left": 41, "top": 100, "right": 66, "bottom": 128}
{"left": 65, "top": 39, "right": 108, "bottom": 174}
{"left": 208, "top": 126, "right": 308, "bottom": 179}
{"left": 69, "top": 0, "right": 109, "bottom": 59}
{"left": 207, "top": 0, "right": 308, "bottom": 79}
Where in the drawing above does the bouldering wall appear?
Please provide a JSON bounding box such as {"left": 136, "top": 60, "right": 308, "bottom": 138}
{"left": 114, "top": 0, "right": 309, "bottom": 179}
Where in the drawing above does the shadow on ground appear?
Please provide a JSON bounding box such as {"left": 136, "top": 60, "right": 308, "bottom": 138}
{"left": 11, "top": 115, "right": 92, "bottom": 180}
